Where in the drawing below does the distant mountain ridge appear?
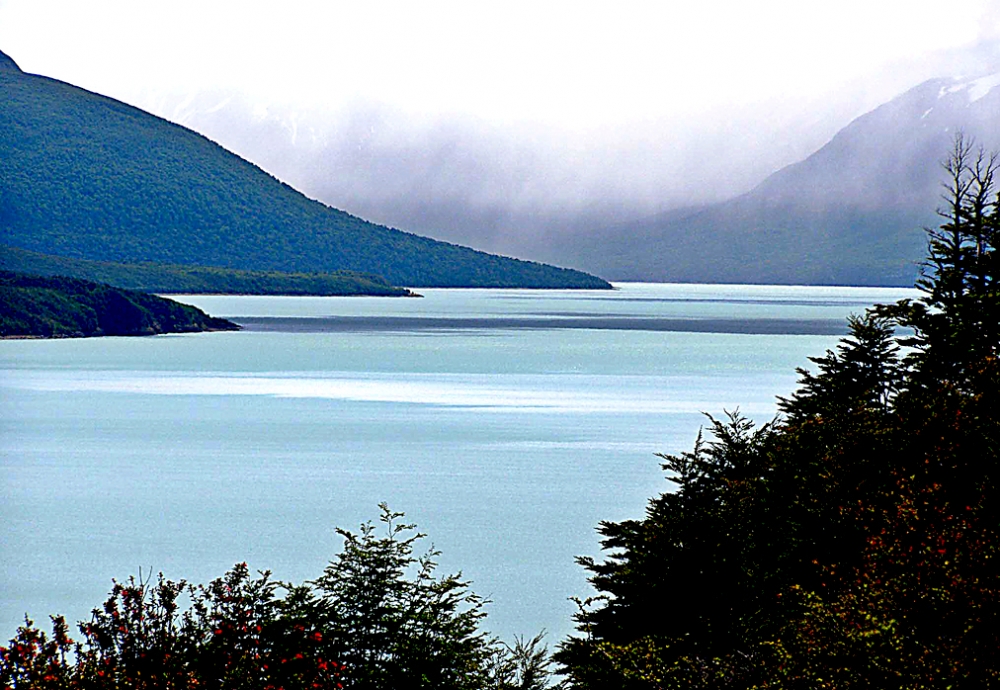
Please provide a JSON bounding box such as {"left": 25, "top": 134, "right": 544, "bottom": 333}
{"left": 118, "top": 60, "right": 1000, "bottom": 287}
{"left": 558, "top": 72, "right": 1000, "bottom": 286}
{"left": 0, "top": 50, "right": 609, "bottom": 290}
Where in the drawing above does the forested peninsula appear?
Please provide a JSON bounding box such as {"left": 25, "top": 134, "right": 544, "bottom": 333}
{"left": 0, "top": 247, "right": 417, "bottom": 297}
{"left": 0, "top": 271, "right": 239, "bottom": 338}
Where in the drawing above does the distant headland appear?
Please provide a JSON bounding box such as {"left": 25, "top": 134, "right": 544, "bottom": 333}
{"left": 0, "top": 271, "right": 240, "bottom": 338}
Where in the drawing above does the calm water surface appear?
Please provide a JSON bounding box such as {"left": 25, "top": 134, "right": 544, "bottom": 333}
{"left": 0, "top": 283, "right": 915, "bottom": 644}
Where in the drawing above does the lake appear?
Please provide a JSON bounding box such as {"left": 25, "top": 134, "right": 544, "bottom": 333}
{"left": 0, "top": 282, "right": 915, "bottom": 645}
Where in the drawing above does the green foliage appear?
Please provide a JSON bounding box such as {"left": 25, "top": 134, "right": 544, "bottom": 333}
{"left": 0, "top": 246, "right": 416, "bottom": 296}
{"left": 0, "top": 270, "right": 239, "bottom": 337}
{"left": 294, "top": 504, "right": 496, "bottom": 689}
{"left": 779, "top": 313, "right": 900, "bottom": 421}
{"left": 0, "top": 66, "right": 609, "bottom": 289}
{"left": 1, "top": 507, "right": 559, "bottom": 690}
{"left": 557, "top": 137, "right": 1000, "bottom": 688}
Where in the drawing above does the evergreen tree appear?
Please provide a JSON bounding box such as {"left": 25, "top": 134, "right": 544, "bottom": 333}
{"left": 292, "top": 504, "right": 495, "bottom": 690}
{"left": 879, "top": 134, "right": 1000, "bottom": 386}
{"left": 556, "top": 138, "right": 1000, "bottom": 689}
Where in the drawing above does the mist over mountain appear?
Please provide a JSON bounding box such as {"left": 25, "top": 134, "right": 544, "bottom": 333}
{"left": 130, "top": 87, "right": 854, "bottom": 261}
{"left": 129, "top": 60, "right": 1000, "bottom": 286}
{"left": 559, "top": 72, "right": 1000, "bottom": 286}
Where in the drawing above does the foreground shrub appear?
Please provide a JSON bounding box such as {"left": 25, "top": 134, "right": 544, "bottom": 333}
{"left": 2, "top": 505, "right": 556, "bottom": 689}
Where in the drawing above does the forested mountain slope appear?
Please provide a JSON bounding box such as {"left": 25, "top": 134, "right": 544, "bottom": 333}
{"left": 0, "top": 51, "right": 608, "bottom": 290}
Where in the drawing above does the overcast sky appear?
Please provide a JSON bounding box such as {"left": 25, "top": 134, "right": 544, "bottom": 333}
{"left": 3, "top": 0, "right": 999, "bottom": 126}
{"left": 2, "top": 0, "right": 999, "bottom": 247}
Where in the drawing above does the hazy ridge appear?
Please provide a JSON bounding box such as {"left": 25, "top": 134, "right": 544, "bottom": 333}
{"left": 148, "top": 68, "right": 1000, "bottom": 286}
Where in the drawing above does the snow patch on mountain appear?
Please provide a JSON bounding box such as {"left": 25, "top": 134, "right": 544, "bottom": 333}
{"left": 968, "top": 72, "right": 1000, "bottom": 102}
{"left": 938, "top": 72, "right": 1000, "bottom": 103}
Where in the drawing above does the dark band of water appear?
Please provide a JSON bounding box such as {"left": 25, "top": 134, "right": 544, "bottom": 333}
{"left": 496, "top": 295, "right": 885, "bottom": 308}
{"left": 235, "top": 315, "right": 849, "bottom": 335}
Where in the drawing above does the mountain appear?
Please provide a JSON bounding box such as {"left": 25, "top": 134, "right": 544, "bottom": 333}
{"left": 555, "top": 73, "right": 1000, "bottom": 286}
{"left": 0, "top": 51, "right": 609, "bottom": 290}
{"left": 123, "top": 65, "right": 1000, "bottom": 287}
{"left": 0, "top": 271, "right": 239, "bottom": 338}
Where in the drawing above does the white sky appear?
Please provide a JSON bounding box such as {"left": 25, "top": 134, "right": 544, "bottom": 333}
{"left": 3, "top": 0, "right": 998, "bottom": 129}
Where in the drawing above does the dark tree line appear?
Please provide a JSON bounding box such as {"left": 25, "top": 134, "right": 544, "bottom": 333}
{"left": 555, "top": 135, "right": 1000, "bottom": 689}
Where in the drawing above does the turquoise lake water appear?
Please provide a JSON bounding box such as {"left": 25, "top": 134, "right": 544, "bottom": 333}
{"left": 0, "top": 283, "right": 915, "bottom": 645}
